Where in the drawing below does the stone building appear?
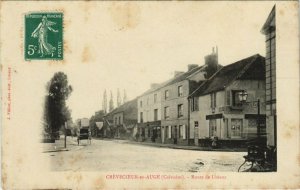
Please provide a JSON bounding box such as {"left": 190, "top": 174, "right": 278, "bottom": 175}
{"left": 188, "top": 54, "right": 266, "bottom": 147}
{"left": 261, "top": 6, "right": 276, "bottom": 148}
{"left": 137, "top": 83, "right": 165, "bottom": 143}
{"left": 103, "top": 98, "right": 137, "bottom": 139}
{"left": 160, "top": 49, "right": 222, "bottom": 145}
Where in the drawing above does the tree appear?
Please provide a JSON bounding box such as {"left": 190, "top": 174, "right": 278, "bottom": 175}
{"left": 123, "top": 89, "right": 127, "bottom": 104}
{"left": 102, "top": 90, "right": 107, "bottom": 114}
{"left": 109, "top": 91, "right": 114, "bottom": 112}
{"left": 43, "top": 72, "right": 73, "bottom": 140}
{"left": 89, "top": 110, "right": 105, "bottom": 137}
{"left": 117, "top": 88, "right": 122, "bottom": 107}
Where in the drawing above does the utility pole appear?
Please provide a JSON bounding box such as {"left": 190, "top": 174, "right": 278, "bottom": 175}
{"left": 64, "top": 121, "right": 67, "bottom": 148}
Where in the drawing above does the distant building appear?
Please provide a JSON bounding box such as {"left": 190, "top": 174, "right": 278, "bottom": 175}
{"left": 137, "top": 83, "right": 166, "bottom": 143}
{"left": 104, "top": 98, "right": 138, "bottom": 139}
{"left": 261, "top": 6, "right": 276, "bottom": 148}
{"left": 188, "top": 54, "right": 266, "bottom": 147}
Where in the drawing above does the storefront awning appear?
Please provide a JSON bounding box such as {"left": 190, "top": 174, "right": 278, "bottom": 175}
{"left": 245, "top": 114, "right": 266, "bottom": 120}
{"left": 206, "top": 114, "right": 223, "bottom": 120}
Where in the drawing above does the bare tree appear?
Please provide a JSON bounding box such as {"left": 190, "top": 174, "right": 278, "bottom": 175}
{"left": 117, "top": 88, "right": 122, "bottom": 107}
{"left": 102, "top": 90, "right": 107, "bottom": 114}
{"left": 109, "top": 91, "right": 114, "bottom": 112}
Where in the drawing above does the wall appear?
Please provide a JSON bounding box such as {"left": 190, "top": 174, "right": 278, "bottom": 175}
{"left": 265, "top": 12, "right": 276, "bottom": 147}
{"left": 191, "top": 79, "right": 266, "bottom": 142}
{"left": 160, "top": 80, "right": 189, "bottom": 145}
{"left": 137, "top": 90, "right": 162, "bottom": 123}
{"left": 113, "top": 112, "right": 123, "bottom": 125}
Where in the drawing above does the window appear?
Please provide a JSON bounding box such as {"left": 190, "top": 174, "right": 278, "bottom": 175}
{"left": 154, "top": 94, "right": 157, "bottom": 103}
{"left": 210, "top": 93, "right": 217, "bottom": 108}
{"left": 140, "top": 101, "right": 143, "bottom": 107}
{"left": 194, "top": 121, "right": 199, "bottom": 127}
{"left": 118, "top": 116, "right": 121, "bottom": 124}
{"left": 248, "top": 119, "right": 257, "bottom": 128}
{"left": 140, "top": 112, "right": 143, "bottom": 123}
{"left": 179, "top": 125, "right": 186, "bottom": 139}
{"left": 154, "top": 109, "right": 158, "bottom": 121}
{"left": 191, "top": 97, "right": 199, "bottom": 112}
{"left": 232, "top": 90, "right": 243, "bottom": 106}
{"left": 115, "top": 118, "right": 117, "bottom": 125}
{"left": 148, "top": 128, "right": 151, "bottom": 137}
{"left": 209, "top": 119, "right": 217, "bottom": 137}
{"left": 178, "top": 104, "right": 183, "bottom": 118}
{"left": 164, "top": 107, "right": 169, "bottom": 119}
{"left": 231, "top": 119, "right": 243, "bottom": 137}
{"left": 178, "top": 85, "right": 183, "bottom": 97}
{"left": 165, "top": 90, "right": 169, "bottom": 100}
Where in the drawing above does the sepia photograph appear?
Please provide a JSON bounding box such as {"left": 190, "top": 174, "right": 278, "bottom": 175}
{"left": 0, "top": 1, "right": 299, "bottom": 189}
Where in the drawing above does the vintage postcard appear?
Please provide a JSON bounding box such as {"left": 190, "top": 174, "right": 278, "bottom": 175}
{"left": 0, "top": 1, "right": 299, "bottom": 189}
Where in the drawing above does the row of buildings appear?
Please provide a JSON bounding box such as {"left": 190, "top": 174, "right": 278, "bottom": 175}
{"left": 99, "top": 6, "right": 276, "bottom": 149}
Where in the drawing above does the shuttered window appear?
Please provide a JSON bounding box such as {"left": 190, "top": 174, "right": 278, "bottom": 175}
{"left": 182, "top": 125, "right": 186, "bottom": 139}
{"left": 168, "top": 126, "right": 172, "bottom": 138}
{"left": 226, "top": 91, "right": 231, "bottom": 105}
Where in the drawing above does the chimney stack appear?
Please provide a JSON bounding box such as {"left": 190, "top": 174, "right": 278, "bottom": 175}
{"left": 204, "top": 46, "right": 219, "bottom": 79}
{"left": 187, "top": 64, "right": 198, "bottom": 71}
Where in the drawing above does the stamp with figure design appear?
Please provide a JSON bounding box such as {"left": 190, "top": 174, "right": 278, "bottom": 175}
{"left": 25, "top": 12, "right": 63, "bottom": 60}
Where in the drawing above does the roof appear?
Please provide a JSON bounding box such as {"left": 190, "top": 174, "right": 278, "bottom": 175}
{"left": 105, "top": 98, "right": 138, "bottom": 122}
{"left": 261, "top": 5, "right": 275, "bottom": 34}
{"left": 137, "top": 65, "right": 205, "bottom": 98}
{"left": 189, "top": 54, "right": 265, "bottom": 97}
{"left": 164, "top": 66, "right": 205, "bottom": 87}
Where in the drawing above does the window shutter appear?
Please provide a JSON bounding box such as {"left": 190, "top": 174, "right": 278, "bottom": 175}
{"left": 168, "top": 126, "right": 172, "bottom": 139}
{"left": 226, "top": 91, "right": 231, "bottom": 105}
{"left": 210, "top": 94, "right": 213, "bottom": 108}
{"left": 182, "top": 125, "right": 186, "bottom": 139}
{"left": 214, "top": 93, "right": 217, "bottom": 107}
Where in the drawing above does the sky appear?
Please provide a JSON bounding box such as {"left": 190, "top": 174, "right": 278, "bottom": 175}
{"left": 63, "top": 2, "right": 275, "bottom": 120}
{"left": 1, "top": 1, "right": 276, "bottom": 121}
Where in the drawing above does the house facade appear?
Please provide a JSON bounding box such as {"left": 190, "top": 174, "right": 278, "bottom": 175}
{"left": 261, "top": 6, "right": 276, "bottom": 148}
{"left": 160, "top": 50, "right": 221, "bottom": 145}
{"left": 189, "top": 54, "right": 266, "bottom": 147}
{"left": 137, "top": 84, "right": 163, "bottom": 143}
{"left": 103, "top": 98, "right": 138, "bottom": 139}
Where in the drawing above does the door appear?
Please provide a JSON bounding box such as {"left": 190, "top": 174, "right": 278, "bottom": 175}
{"left": 174, "top": 126, "right": 178, "bottom": 144}
{"left": 231, "top": 119, "right": 243, "bottom": 138}
{"left": 194, "top": 121, "right": 199, "bottom": 145}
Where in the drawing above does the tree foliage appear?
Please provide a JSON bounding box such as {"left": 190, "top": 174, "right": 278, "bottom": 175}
{"left": 43, "top": 72, "right": 73, "bottom": 139}
{"left": 89, "top": 110, "right": 105, "bottom": 137}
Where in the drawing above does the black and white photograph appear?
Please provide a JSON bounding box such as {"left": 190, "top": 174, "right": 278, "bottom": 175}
{"left": 0, "top": 1, "right": 299, "bottom": 189}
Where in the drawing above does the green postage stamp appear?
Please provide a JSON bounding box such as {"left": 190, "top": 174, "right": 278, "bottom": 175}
{"left": 25, "top": 12, "right": 63, "bottom": 60}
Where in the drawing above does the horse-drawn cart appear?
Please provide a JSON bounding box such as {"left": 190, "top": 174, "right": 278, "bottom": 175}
{"left": 77, "top": 127, "right": 91, "bottom": 145}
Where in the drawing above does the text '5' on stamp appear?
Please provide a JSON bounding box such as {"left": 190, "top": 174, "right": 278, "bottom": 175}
{"left": 25, "top": 12, "right": 63, "bottom": 60}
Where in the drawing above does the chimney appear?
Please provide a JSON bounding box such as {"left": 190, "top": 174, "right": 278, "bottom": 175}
{"left": 150, "top": 83, "right": 159, "bottom": 89}
{"left": 204, "top": 46, "right": 219, "bottom": 79}
{"left": 174, "top": 71, "right": 184, "bottom": 78}
{"left": 187, "top": 64, "right": 198, "bottom": 71}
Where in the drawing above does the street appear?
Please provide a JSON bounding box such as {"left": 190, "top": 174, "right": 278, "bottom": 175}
{"left": 48, "top": 138, "right": 247, "bottom": 172}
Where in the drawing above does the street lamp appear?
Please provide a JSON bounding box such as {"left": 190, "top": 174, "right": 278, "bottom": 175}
{"left": 238, "top": 90, "right": 261, "bottom": 140}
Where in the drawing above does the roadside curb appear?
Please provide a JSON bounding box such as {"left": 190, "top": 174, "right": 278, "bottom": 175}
{"left": 125, "top": 141, "right": 247, "bottom": 152}
{"left": 43, "top": 149, "right": 69, "bottom": 153}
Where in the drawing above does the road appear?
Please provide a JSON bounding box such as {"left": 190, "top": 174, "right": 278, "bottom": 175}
{"left": 48, "top": 138, "right": 247, "bottom": 172}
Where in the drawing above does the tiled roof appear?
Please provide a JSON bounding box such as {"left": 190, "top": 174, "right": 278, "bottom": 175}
{"left": 138, "top": 65, "right": 205, "bottom": 97}
{"left": 105, "top": 98, "right": 138, "bottom": 121}
{"left": 189, "top": 54, "right": 265, "bottom": 97}
{"left": 164, "top": 66, "right": 205, "bottom": 86}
